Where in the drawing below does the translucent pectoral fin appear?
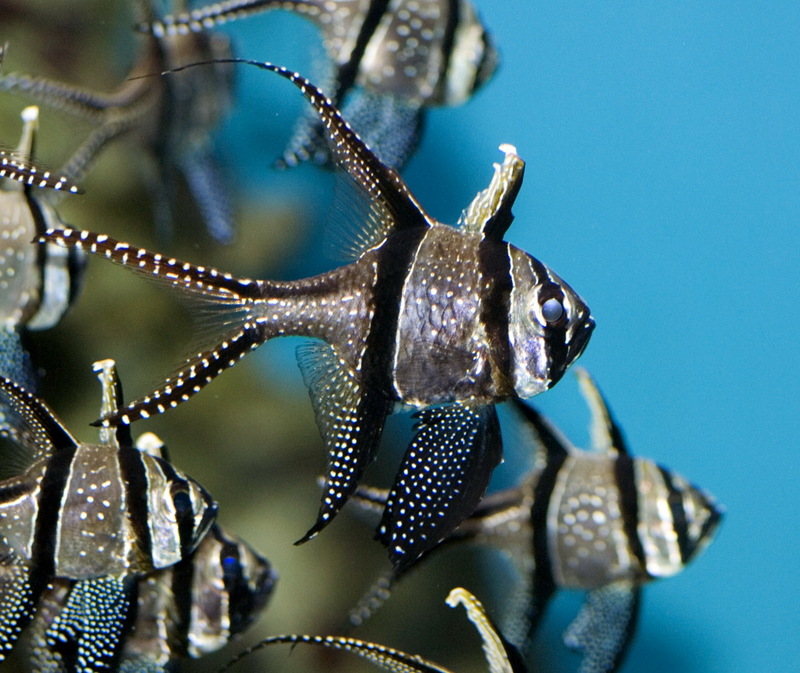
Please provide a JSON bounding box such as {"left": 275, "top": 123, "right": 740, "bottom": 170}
{"left": 563, "top": 581, "right": 641, "bottom": 673}
{"left": 378, "top": 403, "right": 503, "bottom": 572}
{"left": 29, "top": 576, "right": 136, "bottom": 673}
{"left": 296, "top": 342, "right": 391, "bottom": 543}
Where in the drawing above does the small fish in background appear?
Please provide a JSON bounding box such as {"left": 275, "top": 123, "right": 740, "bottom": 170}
{"left": 139, "top": 0, "right": 499, "bottom": 169}
{"left": 0, "top": 105, "right": 85, "bottom": 401}
{"left": 222, "top": 586, "right": 527, "bottom": 673}
{"left": 42, "top": 62, "right": 594, "bottom": 572}
{"left": 0, "top": 1, "right": 236, "bottom": 242}
{"left": 0, "top": 359, "right": 217, "bottom": 668}
{"left": 350, "top": 370, "right": 723, "bottom": 673}
{"left": 28, "top": 431, "right": 276, "bottom": 673}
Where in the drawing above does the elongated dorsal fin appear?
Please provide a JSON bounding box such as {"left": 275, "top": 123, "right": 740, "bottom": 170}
{"left": 165, "top": 59, "right": 433, "bottom": 255}
{"left": 575, "top": 369, "right": 630, "bottom": 456}
{"left": 459, "top": 144, "right": 525, "bottom": 241}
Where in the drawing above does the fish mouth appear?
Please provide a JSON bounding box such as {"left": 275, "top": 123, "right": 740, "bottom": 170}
{"left": 548, "top": 315, "right": 595, "bottom": 389}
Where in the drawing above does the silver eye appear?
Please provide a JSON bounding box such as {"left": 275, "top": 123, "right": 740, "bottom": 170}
{"left": 541, "top": 298, "right": 564, "bottom": 323}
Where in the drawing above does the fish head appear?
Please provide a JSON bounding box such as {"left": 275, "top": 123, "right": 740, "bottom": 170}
{"left": 185, "top": 525, "right": 277, "bottom": 657}
{"left": 144, "top": 453, "right": 218, "bottom": 570}
{"left": 637, "top": 460, "right": 723, "bottom": 578}
{"left": 507, "top": 246, "right": 594, "bottom": 397}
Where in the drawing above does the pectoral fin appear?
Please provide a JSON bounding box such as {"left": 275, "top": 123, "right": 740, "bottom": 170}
{"left": 296, "top": 342, "right": 391, "bottom": 543}
{"left": 378, "top": 403, "right": 503, "bottom": 571}
{"left": 563, "top": 581, "right": 641, "bottom": 673}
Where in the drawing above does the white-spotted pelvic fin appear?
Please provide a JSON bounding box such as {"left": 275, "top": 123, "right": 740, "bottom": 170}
{"left": 459, "top": 144, "right": 525, "bottom": 241}
{"left": 219, "top": 587, "right": 525, "bottom": 673}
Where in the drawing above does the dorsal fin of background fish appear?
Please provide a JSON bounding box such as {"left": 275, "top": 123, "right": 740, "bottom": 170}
{"left": 138, "top": 0, "right": 498, "bottom": 169}
{"left": 221, "top": 586, "right": 525, "bottom": 673}
{"left": 0, "top": 6, "right": 235, "bottom": 242}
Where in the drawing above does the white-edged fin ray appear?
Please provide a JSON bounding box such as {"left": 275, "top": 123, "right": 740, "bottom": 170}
{"left": 93, "top": 358, "right": 133, "bottom": 448}
{"left": 458, "top": 144, "right": 524, "bottom": 241}
{"left": 0, "top": 542, "right": 35, "bottom": 661}
{"left": 28, "top": 576, "right": 136, "bottom": 673}
{"left": 295, "top": 342, "right": 391, "bottom": 543}
{"left": 0, "top": 377, "right": 78, "bottom": 460}
{"left": 446, "top": 587, "right": 525, "bottom": 673}
{"left": 221, "top": 587, "right": 523, "bottom": 673}
{"left": 562, "top": 581, "right": 641, "bottom": 673}
{"left": 378, "top": 403, "right": 503, "bottom": 571}
{"left": 575, "top": 369, "right": 629, "bottom": 456}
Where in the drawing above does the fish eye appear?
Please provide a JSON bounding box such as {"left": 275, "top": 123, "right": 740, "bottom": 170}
{"left": 171, "top": 484, "right": 192, "bottom": 520}
{"left": 541, "top": 298, "right": 564, "bottom": 323}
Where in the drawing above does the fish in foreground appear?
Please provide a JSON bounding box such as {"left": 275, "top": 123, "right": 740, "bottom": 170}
{"left": 140, "top": 0, "right": 499, "bottom": 168}
{"left": 222, "top": 586, "right": 526, "bottom": 673}
{"left": 0, "top": 359, "right": 217, "bottom": 667}
{"left": 29, "top": 433, "right": 276, "bottom": 672}
{"left": 42, "top": 62, "right": 594, "bottom": 569}
{"left": 351, "top": 370, "right": 723, "bottom": 673}
{"left": 0, "top": 1, "right": 235, "bottom": 241}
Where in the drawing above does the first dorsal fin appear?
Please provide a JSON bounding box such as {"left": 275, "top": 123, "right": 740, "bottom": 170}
{"left": 92, "top": 359, "right": 133, "bottom": 449}
{"left": 508, "top": 397, "right": 571, "bottom": 464}
{"left": 459, "top": 144, "right": 525, "bottom": 241}
{"left": 575, "top": 369, "right": 630, "bottom": 456}
{"left": 0, "top": 377, "right": 78, "bottom": 461}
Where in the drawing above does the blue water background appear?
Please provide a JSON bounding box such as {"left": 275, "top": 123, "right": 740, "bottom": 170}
{"left": 211, "top": 3, "right": 799, "bottom": 672}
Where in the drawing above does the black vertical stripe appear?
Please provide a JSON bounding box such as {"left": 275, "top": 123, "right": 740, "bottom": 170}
{"left": 614, "top": 455, "right": 648, "bottom": 574}
{"left": 366, "top": 226, "right": 428, "bottom": 398}
{"left": 527, "top": 450, "right": 566, "bottom": 635}
{"left": 478, "top": 241, "right": 512, "bottom": 395}
{"left": 439, "top": 0, "right": 461, "bottom": 92}
{"left": 31, "top": 447, "right": 76, "bottom": 578}
{"left": 336, "top": 0, "right": 393, "bottom": 100}
{"left": 657, "top": 465, "right": 691, "bottom": 564}
{"left": 170, "top": 550, "right": 197, "bottom": 657}
{"left": 117, "top": 448, "right": 153, "bottom": 567}
{"left": 155, "top": 457, "right": 196, "bottom": 558}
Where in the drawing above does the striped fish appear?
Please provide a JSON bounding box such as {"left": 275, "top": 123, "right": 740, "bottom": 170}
{"left": 1, "top": 106, "right": 84, "bottom": 333}
{"left": 140, "top": 0, "right": 499, "bottom": 168}
{"left": 26, "top": 419, "right": 275, "bottom": 673}
{"left": 42, "top": 62, "right": 594, "bottom": 570}
{"left": 222, "top": 586, "right": 526, "bottom": 673}
{"left": 0, "top": 1, "right": 235, "bottom": 242}
{"left": 351, "top": 370, "right": 723, "bottom": 673}
{"left": 0, "top": 359, "right": 217, "bottom": 666}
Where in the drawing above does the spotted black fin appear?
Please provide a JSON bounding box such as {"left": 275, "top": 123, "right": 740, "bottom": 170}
{"left": 0, "top": 377, "right": 78, "bottom": 459}
{"left": 0, "top": 542, "right": 37, "bottom": 661}
{"left": 348, "top": 569, "right": 397, "bottom": 628}
{"left": 27, "top": 576, "right": 136, "bottom": 673}
{"left": 378, "top": 403, "right": 503, "bottom": 572}
{"left": 508, "top": 398, "right": 572, "bottom": 464}
{"left": 575, "top": 369, "right": 629, "bottom": 456}
{"left": 562, "top": 581, "right": 641, "bottom": 673}
{"left": 295, "top": 342, "right": 391, "bottom": 543}
{"left": 458, "top": 144, "right": 525, "bottom": 241}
